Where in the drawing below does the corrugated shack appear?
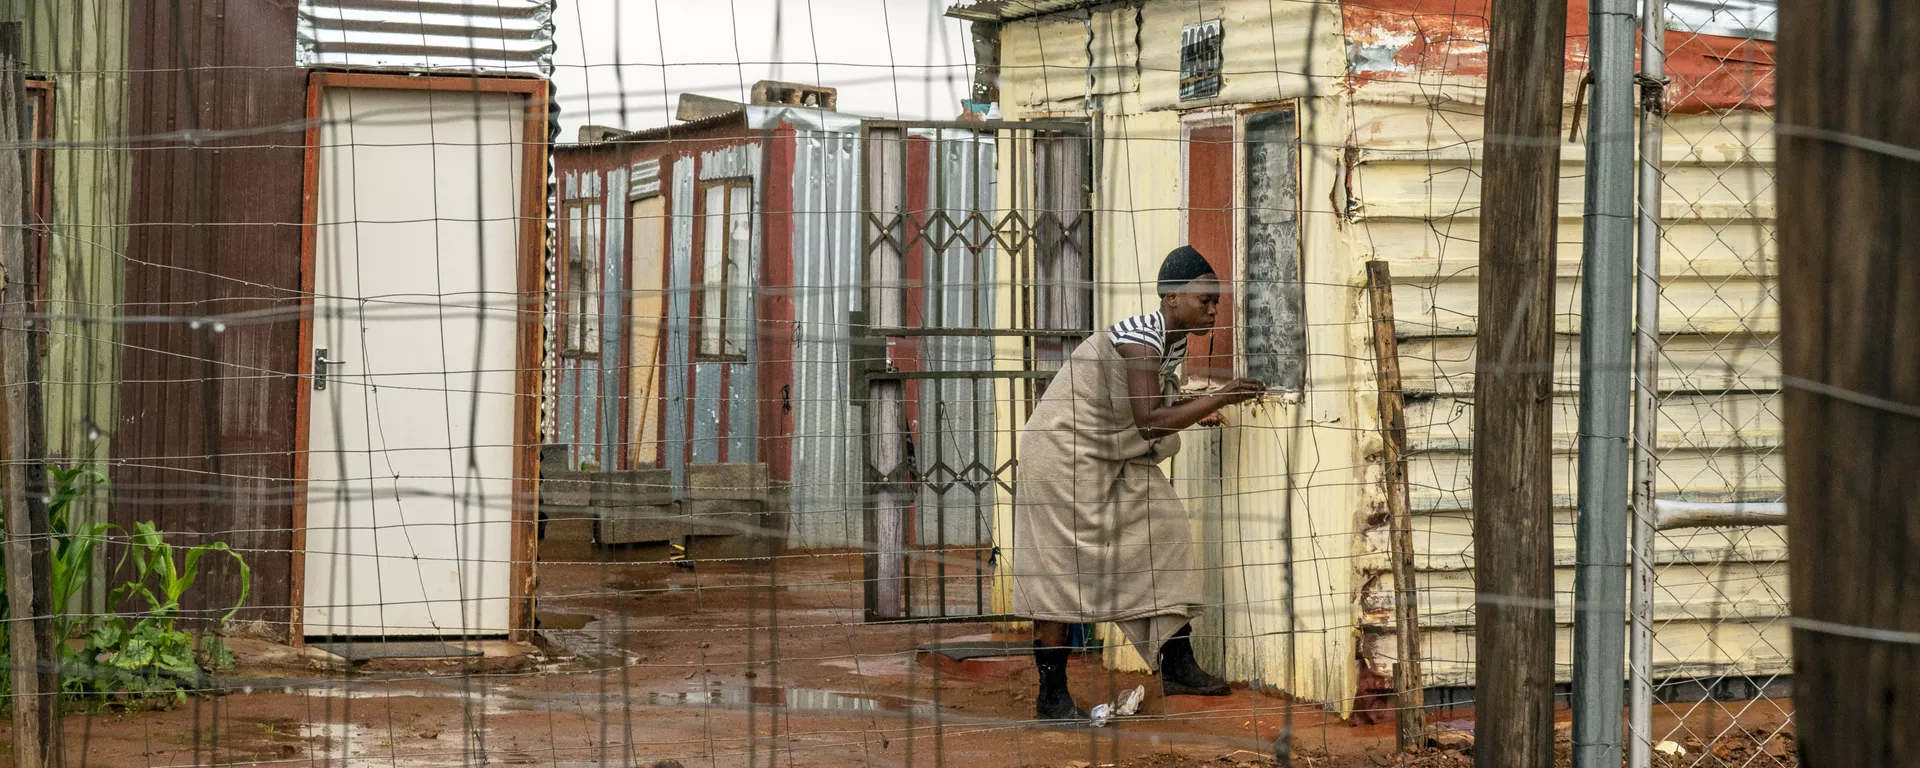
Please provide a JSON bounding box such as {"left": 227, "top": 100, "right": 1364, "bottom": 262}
{"left": 544, "top": 87, "right": 1009, "bottom": 556}
{"left": 952, "top": 0, "right": 1782, "bottom": 717}
{"left": 17, "top": 0, "right": 556, "bottom": 642}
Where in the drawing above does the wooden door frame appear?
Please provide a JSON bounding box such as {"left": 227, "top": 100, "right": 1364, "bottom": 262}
{"left": 291, "top": 71, "right": 551, "bottom": 643}
{"left": 26, "top": 79, "right": 51, "bottom": 350}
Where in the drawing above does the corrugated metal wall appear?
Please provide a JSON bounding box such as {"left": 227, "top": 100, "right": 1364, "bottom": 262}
{"left": 784, "top": 126, "right": 1005, "bottom": 549}
{"left": 676, "top": 143, "right": 763, "bottom": 475}
{"left": 664, "top": 159, "right": 695, "bottom": 489}
{"left": 13, "top": 0, "right": 133, "bottom": 615}
{"left": 296, "top": 0, "right": 556, "bottom": 74}
{"left": 1351, "top": 99, "right": 1786, "bottom": 687}
{"left": 553, "top": 166, "right": 632, "bottom": 472}
{"left": 787, "top": 129, "right": 864, "bottom": 547}
{"left": 119, "top": 0, "right": 309, "bottom": 627}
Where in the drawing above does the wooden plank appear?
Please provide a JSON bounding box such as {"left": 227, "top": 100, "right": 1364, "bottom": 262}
{"left": 861, "top": 125, "right": 911, "bottom": 620}
{"left": 287, "top": 66, "right": 324, "bottom": 645}
{"left": 1779, "top": 2, "right": 1920, "bottom": 765}
{"left": 1367, "top": 260, "right": 1423, "bottom": 751}
{"left": 1471, "top": 0, "right": 1567, "bottom": 764}
{"left": 0, "top": 22, "right": 58, "bottom": 766}
{"left": 510, "top": 78, "right": 550, "bottom": 642}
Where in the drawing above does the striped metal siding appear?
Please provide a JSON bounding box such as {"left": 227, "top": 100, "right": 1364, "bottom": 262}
{"left": 787, "top": 129, "right": 865, "bottom": 547}
{"left": 297, "top": 0, "right": 556, "bottom": 74}
{"left": 596, "top": 167, "right": 629, "bottom": 466}
{"left": 664, "top": 159, "right": 696, "bottom": 490}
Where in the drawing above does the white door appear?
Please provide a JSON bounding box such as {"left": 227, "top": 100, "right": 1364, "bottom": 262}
{"left": 303, "top": 86, "right": 525, "bottom": 637}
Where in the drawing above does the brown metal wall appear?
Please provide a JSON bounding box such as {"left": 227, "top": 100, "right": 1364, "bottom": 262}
{"left": 119, "top": 0, "right": 305, "bottom": 634}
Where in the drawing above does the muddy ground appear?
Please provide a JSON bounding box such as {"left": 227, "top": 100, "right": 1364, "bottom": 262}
{"left": 6, "top": 553, "right": 1795, "bottom": 767}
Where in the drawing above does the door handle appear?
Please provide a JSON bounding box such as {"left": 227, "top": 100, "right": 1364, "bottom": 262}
{"left": 314, "top": 348, "right": 344, "bottom": 391}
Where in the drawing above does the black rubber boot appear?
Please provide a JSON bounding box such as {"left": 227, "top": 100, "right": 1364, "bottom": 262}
{"left": 1158, "top": 625, "right": 1231, "bottom": 696}
{"left": 1033, "top": 641, "right": 1088, "bottom": 722}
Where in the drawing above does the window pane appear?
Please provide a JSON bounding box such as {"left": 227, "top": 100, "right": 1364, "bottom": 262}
{"left": 567, "top": 206, "right": 584, "bottom": 264}
{"left": 567, "top": 262, "right": 586, "bottom": 352}
{"left": 1243, "top": 110, "right": 1305, "bottom": 390}
{"left": 725, "top": 185, "right": 753, "bottom": 356}
{"left": 584, "top": 203, "right": 604, "bottom": 350}
{"left": 565, "top": 205, "right": 584, "bottom": 351}
{"left": 700, "top": 185, "right": 726, "bottom": 356}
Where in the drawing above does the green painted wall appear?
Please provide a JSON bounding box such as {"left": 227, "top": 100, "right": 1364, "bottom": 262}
{"left": 14, "top": 0, "right": 128, "bottom": 463}
{"left": 6, "top": 1, "right": 130, "bottom": 610}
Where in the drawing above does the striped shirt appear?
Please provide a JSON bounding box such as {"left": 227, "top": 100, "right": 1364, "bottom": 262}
{"left": 1108, "top": 311, "right": 1187, "bottom": 395}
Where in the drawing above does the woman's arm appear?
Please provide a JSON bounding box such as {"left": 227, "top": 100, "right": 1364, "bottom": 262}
{"left": 1115, "top": 342, "right": 1263, "bottom": 441}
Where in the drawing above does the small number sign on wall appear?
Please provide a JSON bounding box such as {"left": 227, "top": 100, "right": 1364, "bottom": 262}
{"left": 1180, "top": 20, "right": 1224, "bottom": 102}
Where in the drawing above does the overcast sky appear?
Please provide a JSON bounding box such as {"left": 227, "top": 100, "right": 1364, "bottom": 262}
{"left": 551, "top": 0, "right": 976, "bottom": 139}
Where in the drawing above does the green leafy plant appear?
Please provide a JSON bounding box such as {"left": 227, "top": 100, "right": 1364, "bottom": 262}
{"left": 67, "top": 521, "right": 251, "bottom": 700}
{"left": 1, "top": 465, "right": 249, "bottom": 705}
{"left": 49, "top": 466, "right": 112, "bottom": 642}
{"left": 0, "top": 465, "right": 111, "bottom": 700}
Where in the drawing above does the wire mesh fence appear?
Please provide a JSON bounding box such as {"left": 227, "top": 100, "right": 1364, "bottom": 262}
{"left": 1641, "top": 5, "right": 1790, "bottom": 766}
{"left": 0, "top": 0, "right": 1810, "bottom": 767}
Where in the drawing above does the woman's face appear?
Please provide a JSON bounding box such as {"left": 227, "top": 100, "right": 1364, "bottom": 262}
{"left": 1163, "top": 275, "right": 1221, "bottom": 336}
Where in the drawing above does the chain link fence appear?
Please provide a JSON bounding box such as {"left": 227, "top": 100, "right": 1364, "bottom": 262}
{"left": 1643, "top": 5, "right": 1792, "bottom": 765}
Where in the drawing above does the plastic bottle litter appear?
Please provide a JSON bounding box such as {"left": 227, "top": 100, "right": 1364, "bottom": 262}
{"left": 1089, "top": 685, "right": 1146, "bottom": 727}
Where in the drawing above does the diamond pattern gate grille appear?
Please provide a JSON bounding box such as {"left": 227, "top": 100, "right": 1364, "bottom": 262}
{"left": 853, "top": 119, "right": 1094, "bottom": 622}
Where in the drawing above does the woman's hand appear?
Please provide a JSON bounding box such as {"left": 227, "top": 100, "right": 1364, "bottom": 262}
{"left": 1215, "top": 378, "right": 1266, "bottom": 405}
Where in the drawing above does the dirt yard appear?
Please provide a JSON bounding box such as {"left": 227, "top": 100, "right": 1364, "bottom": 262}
{"left": 5, "top": 553, "right": 1795, "bottom": 767}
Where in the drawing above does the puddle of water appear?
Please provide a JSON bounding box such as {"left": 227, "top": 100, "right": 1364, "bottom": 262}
{"left": 645, "top": 684, "right": 937, "bottom": 718}
{"left": 819, "top": 653, "right": 914, "bottom": 678}
{"left": 314, "top": 684, "right": 517, "bottom": 717}
{"left": 535, "top": 612, "right": 595, "bottom": 630}
{"left": 299, "top": 722, "right": 371, "bottom": 759}
{"left": 297, "top": 722, "right": 512, "bottom": 768}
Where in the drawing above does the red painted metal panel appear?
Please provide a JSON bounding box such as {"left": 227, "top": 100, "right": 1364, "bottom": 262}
{"left": 1186, "top": 125, "right": 1236, "bottom": 382}
{"left": 758, "top": 126, "right": 799, "bottom": 482}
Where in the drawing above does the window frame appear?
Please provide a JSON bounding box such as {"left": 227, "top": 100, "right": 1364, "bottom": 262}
{"left": 1236, "top": 102, "right": 1307, "bottom": 392}
{"left": 559, "top": 195, "right": 604, "bottom": 358}
{"left": 695, "top": 177, "right": 755, "bottom": 361}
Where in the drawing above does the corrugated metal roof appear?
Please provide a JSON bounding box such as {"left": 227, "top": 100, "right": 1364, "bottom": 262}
{"left": 298, "top": 0, "right": 557, "bottom": 75}
{"left": 600, "top": 110, "right": 747, "bottom": 146}
{"left": 945, "top": 0, "right": 1091, "bottom": 23}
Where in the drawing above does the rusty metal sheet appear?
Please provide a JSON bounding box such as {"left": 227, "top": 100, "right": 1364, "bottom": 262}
{"left": 1341, "top": 0, "right": 1775, "bottom": 113}
{"left": 945, "top": 0, "right": 1092, "bottom": 23}
{"left": 121, "top": 0, "right": 309, "bottom": 632}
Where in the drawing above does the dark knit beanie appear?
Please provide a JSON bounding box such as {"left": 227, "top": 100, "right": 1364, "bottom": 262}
{"left": 1157, "top": 245, "right": 1216, "bottom": 294}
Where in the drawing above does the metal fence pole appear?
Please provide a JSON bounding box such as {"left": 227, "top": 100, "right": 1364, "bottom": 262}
{"left": 1628, "top": 1, "right": 1666, "bottom": 766}
{"left": 1572, "top": 0, "right": 1637, "bottom": 763}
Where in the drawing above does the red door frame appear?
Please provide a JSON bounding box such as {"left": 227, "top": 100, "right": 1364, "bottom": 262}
{"left": 1185, "top": 121, "right": 1236, "bottom": 382}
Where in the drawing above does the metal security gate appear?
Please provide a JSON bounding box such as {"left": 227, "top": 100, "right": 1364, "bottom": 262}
{"left": 852, "top": 119, "right": 1094, "bottom": 621}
